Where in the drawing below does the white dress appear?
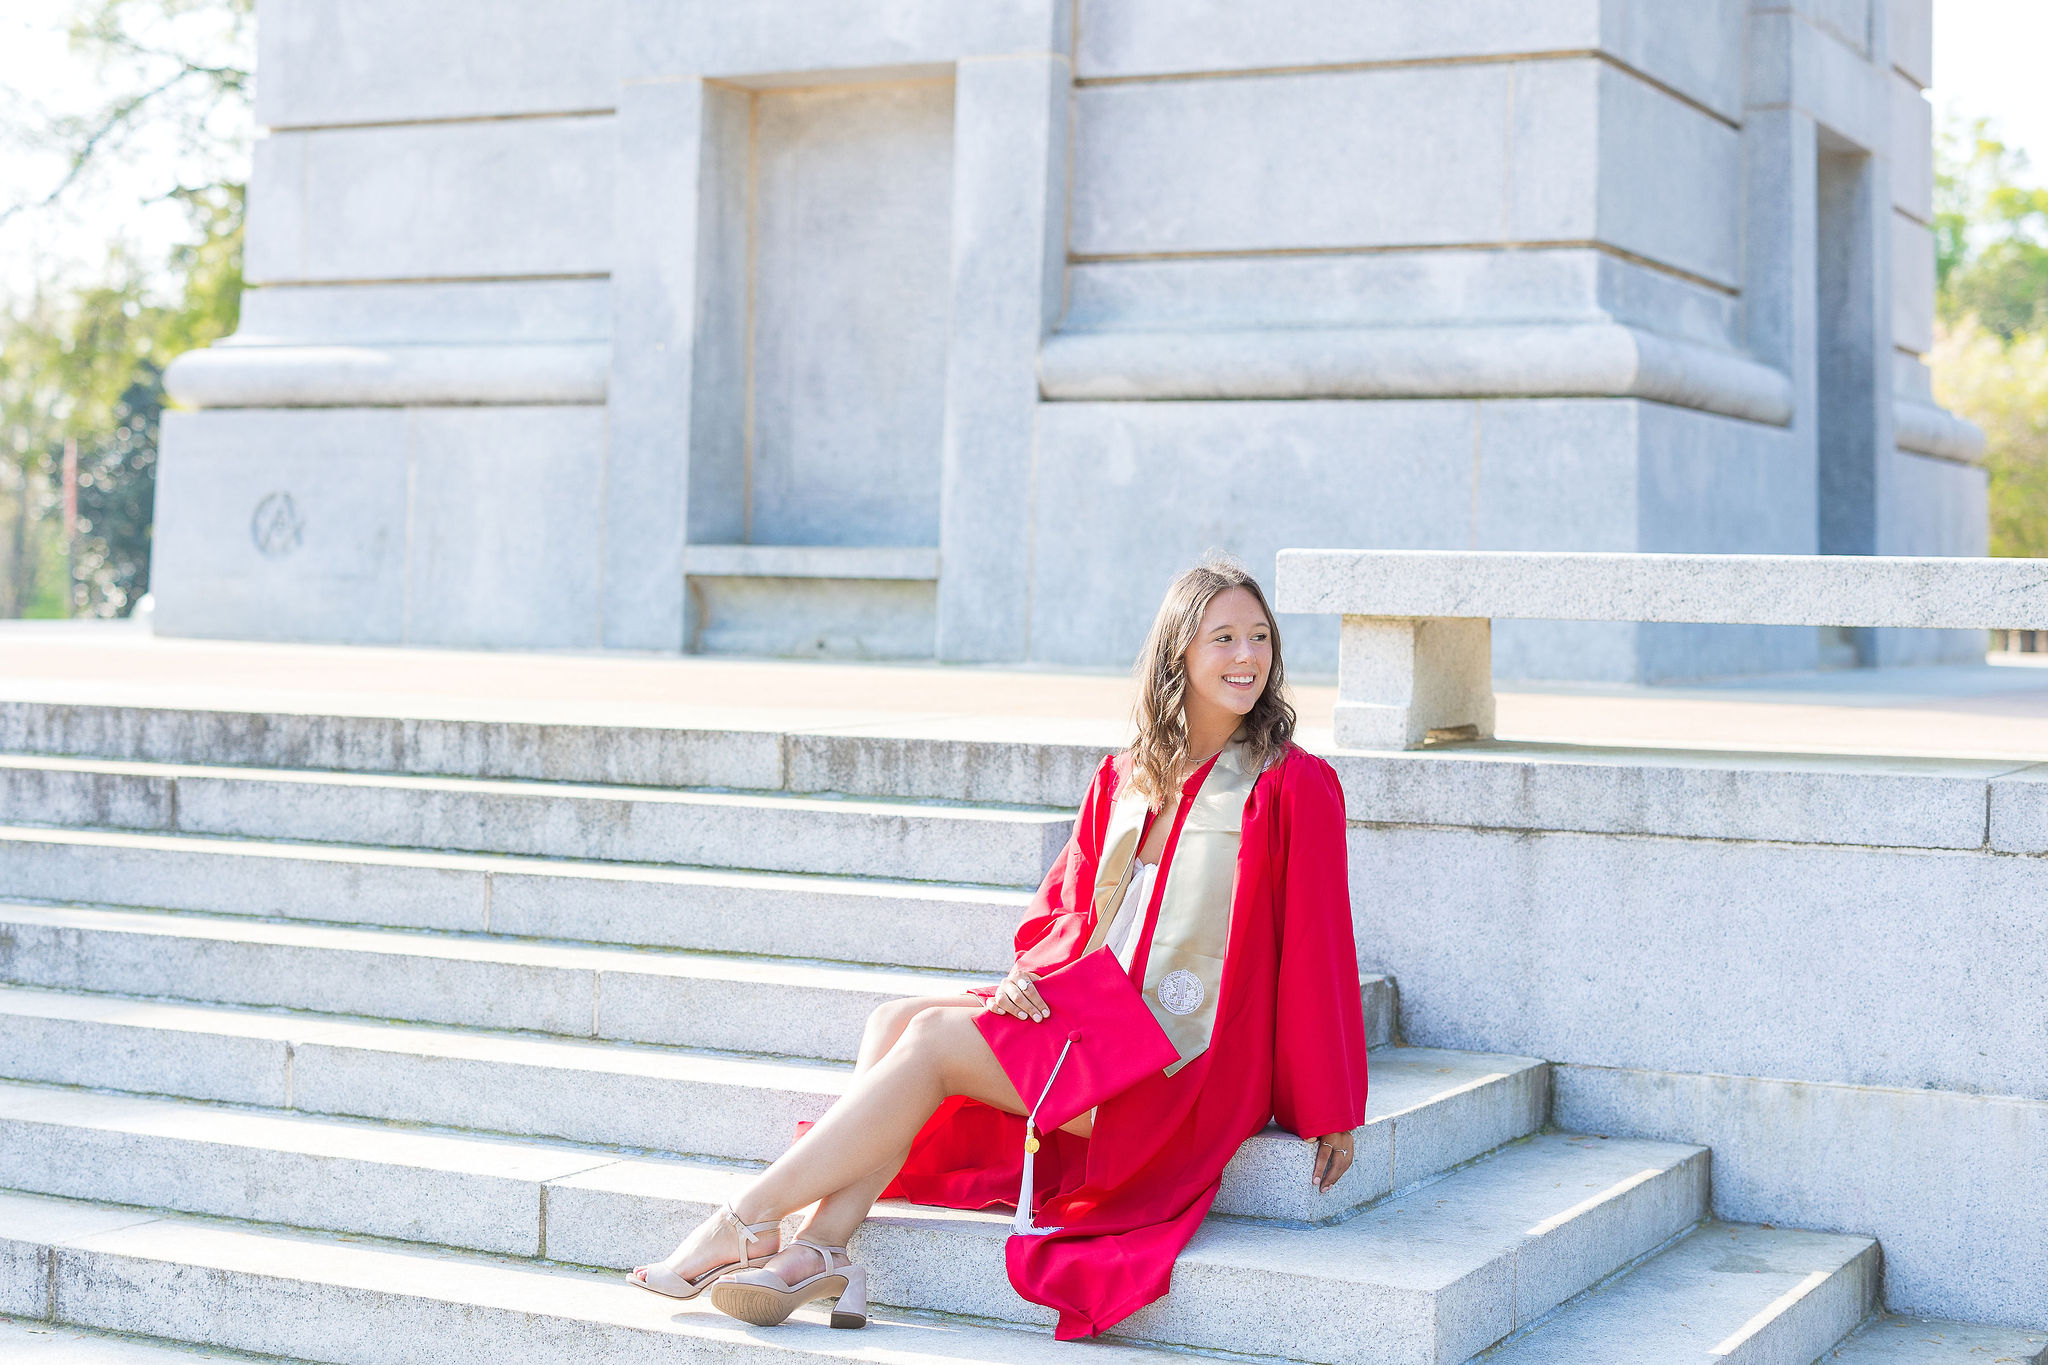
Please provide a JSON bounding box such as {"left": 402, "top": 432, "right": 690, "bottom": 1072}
{"left": 1101, "top": 858, "right": 1158, "bottom": 974}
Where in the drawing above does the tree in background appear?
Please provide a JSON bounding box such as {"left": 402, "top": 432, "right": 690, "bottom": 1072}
{"left": 0, "top": 185, "right": 242, "bottom": 616}
{"left": 0, "top": 0, "right": 251, "bottom": 616}
{"left": 1932, "top": 116, "right": 2048, "bottom": 557}
{"left": 1932, "top": 321, "right": 2048, "bottom": 559}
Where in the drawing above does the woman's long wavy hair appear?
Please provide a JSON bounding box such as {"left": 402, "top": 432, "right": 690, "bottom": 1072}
{"left": 1124, "top": 555, "right": 1297, "bottom": 811}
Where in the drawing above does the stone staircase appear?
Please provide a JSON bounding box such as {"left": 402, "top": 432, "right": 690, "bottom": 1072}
{"left": 0, "top": 704, "right": 2040, "bottom": 1364}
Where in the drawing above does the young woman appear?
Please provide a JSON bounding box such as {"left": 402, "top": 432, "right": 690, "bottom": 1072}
{"left": 629, "top": 557, "right": 1369, "bottom": 1339}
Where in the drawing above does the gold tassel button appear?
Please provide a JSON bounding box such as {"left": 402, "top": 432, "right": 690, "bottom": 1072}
{"left": 1024, "top": 1135, "right": 1041, "bottom": 1154}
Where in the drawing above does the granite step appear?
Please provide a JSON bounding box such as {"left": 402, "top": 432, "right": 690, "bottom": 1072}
{"left": 0, "top": 1317, "right": 319, "bottom": 1363}
{"left": 1820, "top": 1315, "right": 2048, "bottom": 1363}
{"left": 0, "top": 901, "right": 1396, "bottom": 1064}
{"left": 0, "top": 1192, "right": 1192, "bottom": 1365}
{"left": 0, "top": 754, "right": 1071, "bottom": 887}
{"left": 0, "top": 1001, "right": 1534, "bottom": 1224}
{"left": 0, "top": 831, "right": 1400, "bottom": 1042}
{"left": 0, "top": 698, "right": 1108, "bottom": 806}
{"left": 834, "top": 1129, "right": 1706, "bottom": 1360}
{"left": 0, "top": 900, "right": 977, "bottom": 1061}
{"left": 1476, "top": 1220, "right": 1878, "bottom": 1363}
{"left": 0, "top": 1072, "right": 1542, "bottom": 1261}
{"left": 0, "top": 823, "right": 1028, "bottom": 974}
{"left": 0, "top": 1115, "right": 1709, "bottom": 1365}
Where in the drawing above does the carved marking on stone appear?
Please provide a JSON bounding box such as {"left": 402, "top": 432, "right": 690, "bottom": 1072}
{"left": 1158, "top": 969, "right": 1204, "bottom": 1017}
{"left": 251, "top": 492, "right": 304, "bottom": 558}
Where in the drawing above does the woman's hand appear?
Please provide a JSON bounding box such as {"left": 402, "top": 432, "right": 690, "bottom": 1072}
{"left": 1308, "top": 1130, "right": 1355, "bottom": 1192}
{"left": 983, "top": 967, "right": 1050, "bottom": 1023}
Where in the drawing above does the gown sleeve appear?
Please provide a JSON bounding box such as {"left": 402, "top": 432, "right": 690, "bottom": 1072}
{"left": 1269, "top": 750, "right": 1371, "bottom": 1139}
{"left": 1009, "top": 752, "right": 1120, "bottom": 978}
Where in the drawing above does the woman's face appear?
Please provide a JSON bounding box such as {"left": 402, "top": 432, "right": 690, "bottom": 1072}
{"left": 1183, "top": 586, "right": 1272, "bottom": 720}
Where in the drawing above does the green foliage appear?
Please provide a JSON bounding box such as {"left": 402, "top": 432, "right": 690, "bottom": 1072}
{"left": 1929, "top": 115, "right": 2048, "bottom": 558}
{"left": 3, "top": 0, "right": 254, "bottom": 231}
{"left": 1933, "top": 320, "right": 2048, "bottom": 558}
{"left": 0, "top": 183, "right": 242, "bottom": 616}
{"left": 1945, "top": 241, "right": 2048, "bottom": 343}
{"left": 0, "top": 0, "right": 250, "bottom": 616}
{"left": 1934, "top": 118, "right": 2048, "bottom": 338}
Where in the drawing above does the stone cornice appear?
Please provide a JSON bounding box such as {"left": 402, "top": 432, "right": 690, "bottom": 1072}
{"left": 1893, "top": 397, "right": 1987, "bottom": 464}
{"left": 1037, "top": 323, "right": 1797, "bottom": 425}
{"left": 163, "top": 342, "right": 609, "bottom": 408}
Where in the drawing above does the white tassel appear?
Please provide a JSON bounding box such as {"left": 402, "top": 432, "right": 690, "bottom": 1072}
{"left": 1014, "top": 1123, "right": 1042, "bottom": 1236}
{"left": 1013, "top": 1035, "right": 1076, "bottom": 1236}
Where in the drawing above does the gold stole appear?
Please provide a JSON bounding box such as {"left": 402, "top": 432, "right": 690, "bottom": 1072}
{"left": 1084, "top": 739, "right": 1259, "bottom": 1077}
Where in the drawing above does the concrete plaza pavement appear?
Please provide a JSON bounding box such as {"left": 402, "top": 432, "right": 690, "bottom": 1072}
{"left": 6, "top": 620, "right": 2048, "bottom": 763}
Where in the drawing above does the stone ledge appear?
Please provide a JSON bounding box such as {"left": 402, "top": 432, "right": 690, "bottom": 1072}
{"left": 1276, "top": 549, "right": 2047, "bottom": 629}
{"left": 163, "top": 342, "right": 610, "bottom": 408}
{"left": 1833, "top": 1316, "right": 2047, "bottom": 1362}
{"left": 1037, "top": 322, "right": 1795, "bottom": 424}
{"left": 1480, "top": 1221, "right": 1877, "bottom": 1365}
{"left": 1894, "top": 397, "right": 1986, "bottom": 463}
{"left": 1985, "top": 763, "right": 2048, "bottom": 853}
{"left": 1363, "top": 823, "right": 2048, "bottom": 1101}
{"left": 1329, "top": 744, "right": 2025, "bottom": 851}
{"left": 1552, "top": 1063, "right": 2048, "bottom": 1330}
{"left": 6, "top": 700, "right": 2042, "bottom": 852}
{"left": 0, "top": 1319, "right": 320, "bottom": 1362}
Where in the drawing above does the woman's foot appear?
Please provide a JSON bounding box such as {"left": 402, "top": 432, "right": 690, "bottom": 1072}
{"left": 628, "top": 1202, "right": 781, "bottom": 1299}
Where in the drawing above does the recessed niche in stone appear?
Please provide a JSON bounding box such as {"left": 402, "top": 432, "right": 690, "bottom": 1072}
{"left": 691, "top": 75, "right": 956, "bottom": 550}
{"left": 687, "top": 574, "right": 939, "bottom": 659}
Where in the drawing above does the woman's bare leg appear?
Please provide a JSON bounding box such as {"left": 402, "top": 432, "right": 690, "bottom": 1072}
{"left": 737, "top": 1004, "right": 1022, "bottom": 1222}
{"left": 792, "top": 998, "right": 973, "bottom": 1226}
{"left": 853, "top": 996, "right": 975, "bottom": 1072}
{"left": 636, "top": 997, "right": 1009, "bottom": 1285}
{"left": 751, "top": 998, "right": 980, "bottom": 1280}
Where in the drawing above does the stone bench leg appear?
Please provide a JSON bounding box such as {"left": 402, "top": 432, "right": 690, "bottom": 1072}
{"left": 1335, "top": 615, "right": 1495, "bottom": 749}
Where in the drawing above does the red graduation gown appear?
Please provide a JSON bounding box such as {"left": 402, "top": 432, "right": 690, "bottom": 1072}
{"left": 879, "top": 741, "right": 1370, "bottom": 1339}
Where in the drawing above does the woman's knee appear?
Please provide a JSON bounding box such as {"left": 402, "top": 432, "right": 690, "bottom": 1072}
{"left": 863, "top": 997, "right": 928, "bottom": 1048}
{"left": 896, "top": 1003, "right": 974, "bottom": 1064}
{"left": 864, "top": 997, "right": 968, "bottom": 1062}
{"left": 896, "top": 1005, "right": 994, "bottom": 1093}
{"left": 896, "top": 1002, "right": 956, "bottom": 1045}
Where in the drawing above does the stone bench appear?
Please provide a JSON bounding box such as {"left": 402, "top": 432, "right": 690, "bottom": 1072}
{"left": 1273, "top": 550, "right": 2048, "bottom": 749}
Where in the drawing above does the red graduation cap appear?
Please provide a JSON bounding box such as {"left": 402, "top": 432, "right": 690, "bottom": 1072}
{"left": 974, "top": 946, "right": 1179, "bottom": 1235}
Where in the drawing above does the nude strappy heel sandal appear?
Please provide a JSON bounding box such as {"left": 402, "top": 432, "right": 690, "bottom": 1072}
{"left": 626, "top": 1201, "right": 780, "bottom": 1300}
{"left": 709, "top": 1237, "right": 868, "bottom": 1329}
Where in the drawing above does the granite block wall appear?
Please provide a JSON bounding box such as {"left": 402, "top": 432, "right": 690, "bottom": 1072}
{"left": 158, "top": 0, "right": 1980, "bottom": 681}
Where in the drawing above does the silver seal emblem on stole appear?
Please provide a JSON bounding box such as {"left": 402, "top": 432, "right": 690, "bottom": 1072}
{"left": 1157, "top": 969, "right": 1204, "bottom": 1016}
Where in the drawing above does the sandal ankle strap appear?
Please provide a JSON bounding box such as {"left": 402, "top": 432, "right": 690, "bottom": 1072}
{"left": 718, "top": 1201, "right": 782, "bottom": 1268}
{"left": 789, "top": 1237, "right": 852, "bottom": 1270}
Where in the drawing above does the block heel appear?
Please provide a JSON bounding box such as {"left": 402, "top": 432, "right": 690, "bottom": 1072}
{"left": 710, "top": 1238, "right": 867, "bottom": 1329}
{"left": 828, "top": 1265, "right": 867, "bottom": 1329}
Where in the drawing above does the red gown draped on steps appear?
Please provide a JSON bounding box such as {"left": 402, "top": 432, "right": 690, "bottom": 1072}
{"left": 878, "top": 741, "right": 1370, "bottom": 1339}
